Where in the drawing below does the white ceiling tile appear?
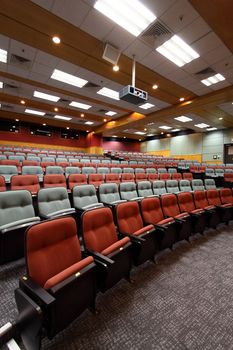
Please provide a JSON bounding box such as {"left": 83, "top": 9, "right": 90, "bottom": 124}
{"left": 31, "top": 62, "right": 54, "bottom": 76}
{"left": 7, "top": 65, "right": 30, "bottom": 78}
{"left": 160, "top": 0, "right": 199, "bottom": 33}
{"left": 123, "top": 39, "right": 153, "bottom": 61}
{"left": 153, "top": 61, "right": 178, "bottom": 77}
{"left": 178, "top": 16, "right": 211, "bottom": 45}
{"left": 80, "top": 8, "right": 115, "bottom": 41}
{"left": 52, "top": 0, "right": 90, "bottom": 27}
{"left": 142, "top": 0, "right": 177, "bottom": 17}
{"left": 211, "top": 55, "right": 233, "bottom": 73}
{"left": 192, "top": 32, "right": 223, "bottom": 55}
{"left": 141, "top": 51, "right": 165, "bottom": 71}
{"left": 183, "top": 57, "right": 208, "bottom": 74}
{"left": 210, "top": 80, "right": 231, "bottom": 90}
{"left": 0, "top": 35, "right": 10, "bottom": 51}
{"left": 202, "top": 45, "right": 232, "bottom": 66}
{"left": 55, "top": 59, "right": 79, "bottom": 74}
{"left": 104, "top": 27, "right": 135, "bottom": 52}
{"left": 28, "top": 72, "right": 50, "bottom": 84}
{"left": 166, "top": 69, "right": 191, "bottom": 82}
{"left": 35, "top": 51, "right": 60, "bottom": 68}
{"left": 0, "top": 62, "right": 7, "bottom": 72}
{"left": 31, "top": 0, "right": 55, "bottom": 11}
{"left": 9, "top": 39, "right": 37, "bottom": 61}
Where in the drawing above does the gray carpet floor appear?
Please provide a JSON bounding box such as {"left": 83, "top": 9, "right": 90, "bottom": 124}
{"left": 2, "top": 225, "right": 233, "bottom": 349}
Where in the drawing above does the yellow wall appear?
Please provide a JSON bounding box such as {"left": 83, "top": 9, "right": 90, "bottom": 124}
{"left": 147, "top": 150, "right": 170, "bottom": 157}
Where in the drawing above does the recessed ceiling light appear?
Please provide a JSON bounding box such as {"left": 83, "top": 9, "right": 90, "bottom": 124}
{"left": 54, "top": 115, "right": 72, "bottom": 121}
{"left": 206, "top": 127, "right": 217, "bottom": 131}
{"left": 179, "top": 97, "right": 185, "bottom": 102}
{"left": 69, "top": 101, "right": 92, "bottom": 110}
{"left": 51, "top": 69, "right": 88, "bottom": 88}
{"left": 52, "top": 36, "right": 61, "bottom": 44}
{"left": 80, "top": 113, "right": 85, "bottom": 118}
{"left": 139, "top": 103, "right": 155, "bottom": 110}
{"left": 124, "top": 136, "right": 126, "bottom": 139}
{"left": 194, "top": 123, "right": 210, "bottom": 129}
{"left": 0, "top": 82, "right": 3, "bottom": 88}
{"left": 85, "top": 121, "right": 94, "bottom": 125}
{"left": 97, "top": 87, "right": 119, "bottom": 100}
{"left": 94, "top": 0, "right": 156, "bottom": 37}
{"left": 20, "top": 100, "right": 26, "bottom": 105}
{"left": 15, "top": 119, "right": 19, "bottom": 122}
{"left": 103, "top": 119, "right": 107, "bottom": 122}
{"left": 144, "top": 128, "right": 147, "bottom": 131}
{"left": 167, "top": 133, "right": 171, "bottom": 137}
{"left": 219, "top": 117, "right": 223, "bottom": 120}
{"left": 0, "top": 48, "right": 7, "bottom": 63}
{"left": 135, "top": 131, "right": 146, "bottom": 135}
{"left": 152, "top": 84, "right": 158, "bottom": 90}
{"left": 171, "top": 129, "right": 180, "bottom": 132}
{"left": 147, "top": 134, "right": 154, "bottom": 137}
{"left": 159, "top": 126, "right": 172, "bottom": 130}
{"left": 25, "top": 109, "right": 45, "bottom": 116}
{"left": 156, "top": 35, "right": 199, "bottom": 67}
{"left": 174, "top": 116, "right": 193, "bottom": 123}
{"left": 33, "top": 91, "right": 60, "bottom": 102}
{"left": 201, "top": 73, "right": 225, "bottom": 86}
{"left": 113, "top": 65, "right": 119, "bottom": 72}
{"left": 139, "top": 139, "right": 141, "bottom": 141}
{"left": 86, "top": 130, "right": 89, "bottom": 133}
{"left": 66, "top": 127, "right": 70, "bottom": 130}
{"left": 43, "top": 123, "right": 46, "bottom": 126}
{"left": 54, "top": 107, "right": 58, "bottom": 112}
{"left": 105, "top": 111, "right": 117, "bottom": 116}
{"left": 161, "top": 132, "right": 164, "bottom": 135}
{"left": 112, "top": 135, "right": 117, "bottom": 137}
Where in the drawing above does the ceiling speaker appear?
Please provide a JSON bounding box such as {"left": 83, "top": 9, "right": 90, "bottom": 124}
{"left": 102, "top": 43, "right": 121, "bottom": 65}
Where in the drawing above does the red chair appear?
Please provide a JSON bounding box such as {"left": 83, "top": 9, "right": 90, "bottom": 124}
{"left": 43, "top": 174, "right": 67, "bottom": 188}
{"left": 220, "top": 188, "right": 233, "bottom": 205}
{"left": 140, "top": 197, "right": 177, "bottom": 250}
{"left": 68, "top": 174, "right": 87, "bottom": 190}
{"left": 193, "top": 190, "right": 219, "bottom": 228}
{"left": 0, "top": 175, "right": 6, "bottom": 191}
{"left": 56, "top": 161, "right": 69, "bottom": 168}
{"left": 183, "top": 172, "right": 193, "bottom": 181}
{"left": 177, "top": 192, "right": 206, "bottom": 234}
{"left": 171, "top": 173, "right": 182, "bottom": 180}
{"left": 224, "top": 173, "right": 233, "bottom": 187}
{"left": 41, "top": 161, "right": 55, "bottom": 171}
{"left": 88, "top": 173, "right": 104, "bottom": 188}
{"left": 11, "top": 175, "right": 40, "bottom": 194}
{"left": 121, "top": 173, "right": 135, "bottom": 182}
{"left": 135, "top": 173, "right": 147, "bottom": 183}
{"left": 17, "top": 217, "right": 96, "bottom": 345}
{"left": 22, "top": 160, "right": 40, "bottom": 166}
{"left": 147, "top": 173, "right": 159, "bottom": 182}
{"left": 81, "top": 207, "right": 132, "bottom": 291}
{"left": 105, "top": 173, "right": 120, "bottom": 184}
{"left": 159, "top": 173, "right": 170, "bottom": 181}
{"left": 206, "top": 189, "right": 232, "bottom": 223}
{"left": 0, "top": 159, "right": 21, "bottom": 172}
{"left": 116, "top": 201, "right": 157, "bottom": 265}
{"left": 161, "top": 194, "right": 192, "bottom": 242}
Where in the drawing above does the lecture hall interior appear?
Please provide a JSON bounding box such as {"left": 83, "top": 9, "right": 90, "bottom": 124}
{"left": 1, "top": 1, "right": 233, "bottom": 349}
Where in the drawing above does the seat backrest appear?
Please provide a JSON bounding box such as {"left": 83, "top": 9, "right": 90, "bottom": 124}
{"left": 166, "top": 180, "right": 179, "bottom": 193}
{"left": 99, "top": 183, "right": 121, "bottom": 204}
{"left": 41, "top": 157, "right": 55, "bottom": 162}
{"left": 97, "top": 167, "right": 110, "bottom": 174}
{"left": 38, "top": 187, "right": 71, "bottom": 216}
{"left": 161, "top": 194, "right": 180, "bottom": 217}
{"left": 43, "top": 174, "right": 67, "bottom": 188}
{"left": 152, "top": 180, "right": 166, "bottom": 195}
{"left": 23, "top": 160, "right": 40, "bottom": 167}
{"left": 56, "top": 158, "right": 68, "bottom": 163}
{"left": 26, "top": 217, "right": 81, "bottom": 288}
{"left": 0, "top": 165, "right": 18, "bottom": 181}
{"left": 65, "top": 166, "right": 81, "bottom": 177}
{"left": 193, "top": 190, "right": 208, "bottom": 209}
{"left": 105, "top": 173, "right": 120, "bottom": 184}
{"left": 0, "top": 155, "right": 7, "bottom": 160}
{"left": 111, "top": 167, "right": 122, "bottom": 174}
{"left": 220, "top": 188, "right": 233, "bottom": 204}
{"left": 9, "top": 155, "right": 25, "bottom": 162}
{"left": 159, "top": 173, "right": 170, "bottom": 180}
{"left": 82, "top": 167, "right": 96, "bottom": 175}
{"left": 168, "top": 168, "right": 177, "bottom": 173}
{"left": 68, "top": 174, "right": 87, "bottom": 189}
{"left": 121, "top": 173, "right": 135, "bottom": 182}
{"left": 215, "top": 169, "right": 224, "bottom": 175}
{"left": 148, "top": 173, "right": 159, "bottom": 182}
{"left": 11, "top": 175, "right": 40, "bottom": 193}
{"left": 46, "top": 166, "right": 63, "bottom": 174}
{"left": 123, "top": 167, "right": 134, "bottom": 174}
{"left": 116, "top": 201, "right": 144, "bottom": 234}
{"left": 141, "top": 197, "right": 164, "bottom": 224}
{"left": 204, "top": 179, "right": 216, "bottom": 190}
{"left": 73, "top": 184, "right": 98, "bottom": 209}
{"left": 205, "top": 168, "right": 214, "bottom": 175}
{"left": 135, "top": 173, "right": 147, "bottom": 182}
{"left": 119, "top": 182, "right": 138, "bottom": 200}
{"left": 0, "top": 175, "right": 6, "bottom": 191}
{"left": 137, "top": 181, "right": 153, "bottom": 197}
{"left": 183, "top": 172, "right": 193, "bottom": 180}
{"left": 0, "top": 190, "right": 35, "bottom": 227}
{"left": 146, "top": 168, "right": 156, "bottom": 174}
{"left": 179, "top": 179, "right": 191, "bottom": 192}
{"left": 22, "top": 166, "right": 43, "bottom": 177}
{"left": 158, "top": 168, "right": 167, "bottom": 174}
{"left": 82, "top": 207, "right": 118, "bottom": 253}
{"left": 192, "top": 179, "right": 205, "bottom": 191}
{"left": 88, "top": 173, "right": 104, "bottom": 187}
{"left": 171, "top": 173, "right": 182, "bottom": 180}
{"left": 135, "top": 168, "right": 145, "bottom": 174}
{"left": 206, "top": 189, "right": 221, "bottom": 205}
{"left": 177, "top": 192, "right": 195, "bottom": 212}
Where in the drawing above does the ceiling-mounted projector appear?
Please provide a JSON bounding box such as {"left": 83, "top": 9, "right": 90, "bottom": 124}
{"left": 119, "top": 55, "right": 148, "bottom": 105}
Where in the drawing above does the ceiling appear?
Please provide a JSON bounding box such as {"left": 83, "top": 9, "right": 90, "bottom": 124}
{"left": 0, "top": 0, "right": 233, "bottom": 140}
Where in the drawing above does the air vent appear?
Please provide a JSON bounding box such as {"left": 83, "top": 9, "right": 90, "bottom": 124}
{"left": 195, "top": 67, "right": 216, "bottom": 76}
{"left": 59, "top": 98, "right": 70, "bottom": 103}
{"left": 1, "top": 104, "right": 14, "bottom": 109}
{"left": 4, "top": 83, "right": 18, "bottom": 89}
{"left": 98, "top": 109, "right": 108, "bottom": 113}
{"left": 45, "top": 113, "right": 54, "bottom": 117}
{"left": 84, "top": 82, "right": 101, "bottom": 89}
{"left": 10, "top": 54, "right": 32, "bottom": 69}
{"left": 141, "top": 20, "right": 172, "bottom": 48}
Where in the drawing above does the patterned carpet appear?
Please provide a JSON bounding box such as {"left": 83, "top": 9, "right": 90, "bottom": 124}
{"left": 2, "top": 225, "right": 233, "bottom": 350}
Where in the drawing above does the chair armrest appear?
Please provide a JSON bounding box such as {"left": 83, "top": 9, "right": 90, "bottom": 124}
{"left": 119, "top": 232, "right": 146, "bottom": 243}
{"left": 19, "top": 276, "right": 55, "bottom": 306}
{"left": 85, "top": 249, "right": 114, "bottom": 265}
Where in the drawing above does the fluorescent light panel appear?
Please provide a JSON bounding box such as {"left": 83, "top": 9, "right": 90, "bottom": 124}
{"left": 0, "top": 82, "right": 3, "bottom": 88}
{"left": 159, "top": 126, "right": 172, "bottom": 130}
{"left": 94, "top": 0, "right": 156, "bottom": 37}
{"left": 147, "top": 134, "right": 154, "bottom": 137}
{"left": 105, "top": 111, "right": 117, "bottom": 116}
{"left": 25, "top": 109, "right": 45, "bottom": 116}
{"left": 201, "top": 73, "right": 225, "bottom": 86}
{"left": 0, "top": 48, "right": 7, "bottom": 63}
{"left": 85, "top": 121, "right": 94, "bottom": 125}
{"left": 135, "top": 131, "right": 146, "bottom": 135}
{"left": 33, "top": 91, "right": 60, "bottom": 102}
{"left": 97, "top": 87, "right": 119, "bottom": 100}
{"left": 195, "top": 123, "right": 210, "bottom": 129}
{"left": 51, "top": 69, "right": 88, "bottom": 88}
{"left": 171, "top": 129, "right": 180, "bottom": 132}
{"left": 206, "top": 127, "right": 217, "bottom": 131}
{"left": 156, "top": 35, "right": 199, "bottom": 67}
{"left": 139, "top": 103, "right": 155, "bottom": 110}
{"left": 69, "top": 101, "right": 92, "bottom": 110}
{"left": 54, "top": 115, "right": 72, "bottom": 121}
{"left": 174, "top": 116, "right": 193, "bottom": 123}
